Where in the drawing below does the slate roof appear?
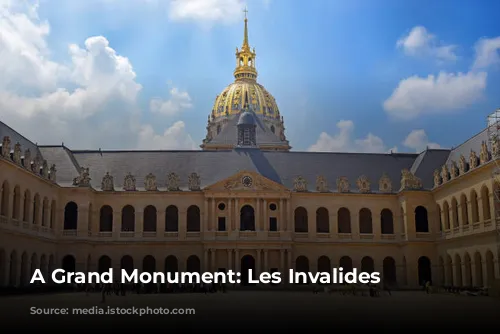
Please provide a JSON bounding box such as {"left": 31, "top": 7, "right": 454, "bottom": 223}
{"left": 2, "top": 119, "right": 493, "bottom": 193}
{"left": 206, "top": 112, "right": 288, "bottom": 147}
{"left": 445, "top": 128, "right": 489, "bottom": 166}
{"left": 0, "top": 121, "right": 43, "bottom": 159}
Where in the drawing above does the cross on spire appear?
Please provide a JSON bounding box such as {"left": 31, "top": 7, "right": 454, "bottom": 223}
{"left": 243, "top": 7, "right": 248, "bottom": 19}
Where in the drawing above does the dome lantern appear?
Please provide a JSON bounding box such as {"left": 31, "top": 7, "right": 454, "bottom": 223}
{"left": 234, "top": 8, "right": 257, "bottom": 82}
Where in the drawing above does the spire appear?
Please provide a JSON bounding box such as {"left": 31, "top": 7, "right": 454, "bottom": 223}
{"left": 234, "top": 8, "right": 257, "bottom": 81}
{"left": 242, "top": 7, "right": 249, "bottom": 50}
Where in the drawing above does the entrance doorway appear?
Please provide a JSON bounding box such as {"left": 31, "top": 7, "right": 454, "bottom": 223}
{"left": 240, "top": 255, "right": 256, "bottom": 285}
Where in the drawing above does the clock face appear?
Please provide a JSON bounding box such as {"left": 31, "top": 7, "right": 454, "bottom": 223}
{"left": 242, "top": 175, "right": 253, "bottom": 187}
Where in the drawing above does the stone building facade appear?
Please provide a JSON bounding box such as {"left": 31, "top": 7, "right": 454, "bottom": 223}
{"left": 0, "top": 15, "right": 499, "bottom": 289}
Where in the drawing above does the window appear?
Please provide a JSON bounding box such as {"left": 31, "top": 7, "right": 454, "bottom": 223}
{"left": 218, "top": 217, "right": 226, "bottom": 231}
{"left": 269, "top": 217, "right": 277, "bottom": 231}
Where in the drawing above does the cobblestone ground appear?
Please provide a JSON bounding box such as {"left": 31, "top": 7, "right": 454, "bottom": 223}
{"left": 0, "top": 291, "right": 498, "bottom": 329}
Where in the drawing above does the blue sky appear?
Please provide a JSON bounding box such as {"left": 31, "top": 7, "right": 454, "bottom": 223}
{"left": 2, "top": 0, "right": 500, "bottom": 152}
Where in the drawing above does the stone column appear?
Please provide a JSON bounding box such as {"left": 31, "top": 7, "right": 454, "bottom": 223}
{"left": 439, "top": 207, "right": 446, "bottom": 231}
{"left": 482, "top": 260, "right": 490, "bottom": 286}
{"left": 77, "top": 206, "right": 89, "bottom": 237}
{"left": 263, "top": 199, "right": 268, "bottom": 231}
{"left": 280, "top": 250, "right": 285, "bottom": 272}
{"left": 263, "top": 250, "right": 269, "bottom": 272}
{"left": 235, "top": 249, "right": 240, "bottom": 272}
{"left": 203, "top": 198, "right": 209, "bottom": 232}
{"left": 112, "top": 209, "right": 120, "bottom": 238}
{"left": 330, "top": 212, "right": 337, "bottom": 237}
{"left": 457, "top": 203, "right": 464, "bottom": 231}
{"left": 210, "top": 249, "right": 216, "bottom": 272}
{"left": 178, "top": 210, "right": 186, "bottom": 240}
{"left": 157, "top": 210, "right": 165, "bottom": 237}
{"left": 286, "top": 249, "right": 292, "bottom": 284}
{"left": 203, "top": 249, "right": 209, "bottom": 272}
{"left": 256, "top": 198, "right": 261, "bottom": 231}
{"left": 135, "top": 209, "right": 143, "bottom": 237}
{"left": 478, "top": 197, "right": 484, "bottom": 223}
{"left": 211, "top": 198, "right": 216, "bottom": 232}
{"left": 286, "top": 199, "right": 291, "bottom": 231}
{"left": 471, "top": 262, "right": 478, "bottom": 286}
{"left": 467, "top": 200, "right": 473, "bottom": 228}
{"left": 489, "top": 193, "right": 496, "bottom": 224}
{"left": 227, "top": 249, "right": 233, "bottom": 271}
{"left": 234, "top": 198, "right": 239, "bottom": 231}
{"left": 279, "top": 199, "right": 284, "bottom": 232}
{"left": 228, "top": 199, "right": 232, "bottom": 231}
{"left": 256, "top": 249, "right": 262, "bottom": 276}
{"left": 352, "top": 212, "right": 360, "bottom": 239}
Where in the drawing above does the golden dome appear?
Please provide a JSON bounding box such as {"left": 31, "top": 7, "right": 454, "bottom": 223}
{"left": 212, "top": 81, "right": 280, "bottom": 118}
{"left": 211, "top": 10, "right": 280, "bottom": 120}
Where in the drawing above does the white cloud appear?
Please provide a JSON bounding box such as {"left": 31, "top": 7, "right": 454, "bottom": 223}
{"left": 0, "top": 0, "right": 196, "bottom": 150}
{"left": 403, "top": 129, "right": 441, "bottom": 153}
{"left": 138, "top": 121, "right": 197, "bottom": 150}
{"left": 383, "top": 71, "right": 487, "bottom": 120}
{"left": 308, "top": 120, "right": 394, "bottom": 153}
{"left": 150, "top": 87, "right": 192, "bottom": 116}
{"left": 473, "top": 36, "right": 500, "bottom": 70}
{"left": 168, "top": 0, "right": 246, "bottom": 24}
{"left": 397, "top": 26, "right": 457, "bottom": 62}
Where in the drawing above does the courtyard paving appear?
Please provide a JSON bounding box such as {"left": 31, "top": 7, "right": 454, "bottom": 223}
{"left": 0, "top": 290, "right": 498, "bottom": 329}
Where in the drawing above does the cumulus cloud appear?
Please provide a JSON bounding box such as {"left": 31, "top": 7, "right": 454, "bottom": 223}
{"left": 397, "top": 26, "right": 457, "bottom": 62}
{"left": 473, "top": 36, "right": 500, "bottom": 70}
{"left": 308, "top": 120, "right": 396, "bottom": 153}
{"left": 383, "top": 71, "right": 487, "bottom": 120}
{"left": 0, "top": 0, "right": 196, "bottom": 150}
{"left": 385, "top": 27, "right": 500, "bottom": 120}
{"left": 403, "top": 129, "right": 441, "bottom": 153}
{"left": 168, "top": 0, "right": 246, "bottom": 24}
{"left": 150, "top": 87, "right": 192, "bottom": 116}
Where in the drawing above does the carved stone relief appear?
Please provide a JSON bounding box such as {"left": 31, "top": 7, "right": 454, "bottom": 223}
{"left": 293, "top": 176, "right": 307, "bottom": 192}
{"left": 316, "top": 175, "right": 328, "bottom": 192}
{"left": 101, "top": 172, "right": 114, "bottom": 191}
{"left": 144, "top": 173, "right": 157, "bottom": 191}
{"left": 356, "top": 175, "right": 370, "bottom": 193}
{"left": 123, "top": 173, "right": 136, "bottom": 191}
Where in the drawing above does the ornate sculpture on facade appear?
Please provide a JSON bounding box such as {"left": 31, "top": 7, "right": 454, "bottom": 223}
{"left": 399, "top": 169, "right": 422, "bottom": 191}
{"left": 293, "top": 176, "right": 307, "bottom": 192}
{"left": 1, "top": 136, "right": 10, "bottom": 157}
{"left": 316, "top": 175, "right": 328, "bottom": 192}
{"left": 123, "top": 173, "right": 136, "bottom": 191}
{"left": 433, "top": 169, "right": 441, "bottom": 187}
{"left": 24, "top": 149, "right": 31, "bottom": 169}
{"left": 450, "top": 161, "right": 458, "bottom": 179}
{"left": 32, "top": 154, "right": 42, "bottom": 174}
{"left": 480, "top": 141, "right": 490, "bottom": 164}
{"left": 73, "top": 167, "right": 91, "bottom": 187}
{"left": 492, "top": 135, "right": 500, "bottom": 158}
{"left": 101, "top": 172, "right": 114, "bottom": 191}
{"left": 13, "top": 142, "right": 21, "bottom": 164}
{"left": 41, "top": 160, "right": 49, "bottom": 178}
{"left": 458, "top": 154, "right": 467, "bottom": 175}
{"left": 379, "top": 173, "right": 392, "bottom": 193}
{"left": 49, "top": 164, "right": 57, "bottom": 182}
{"left": 336, "top": 176, "right": 350, "bottom": 193}
{"left": 356, "top": 175, "right": 370, "bottom": 193}
{"left": 167, "top": 172, "right": 180, "bottom": 191}
{"left": 469, "top": 150, "right": 478, "bottom": 169}
{"left": 144, "top": 173, "right": 157, "bottom": 191}
{"left": 188, "top": 172, "right": 201, "bottom": 191}
{"left": 440, "top": 164, "right": 449, "bottom": 182}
